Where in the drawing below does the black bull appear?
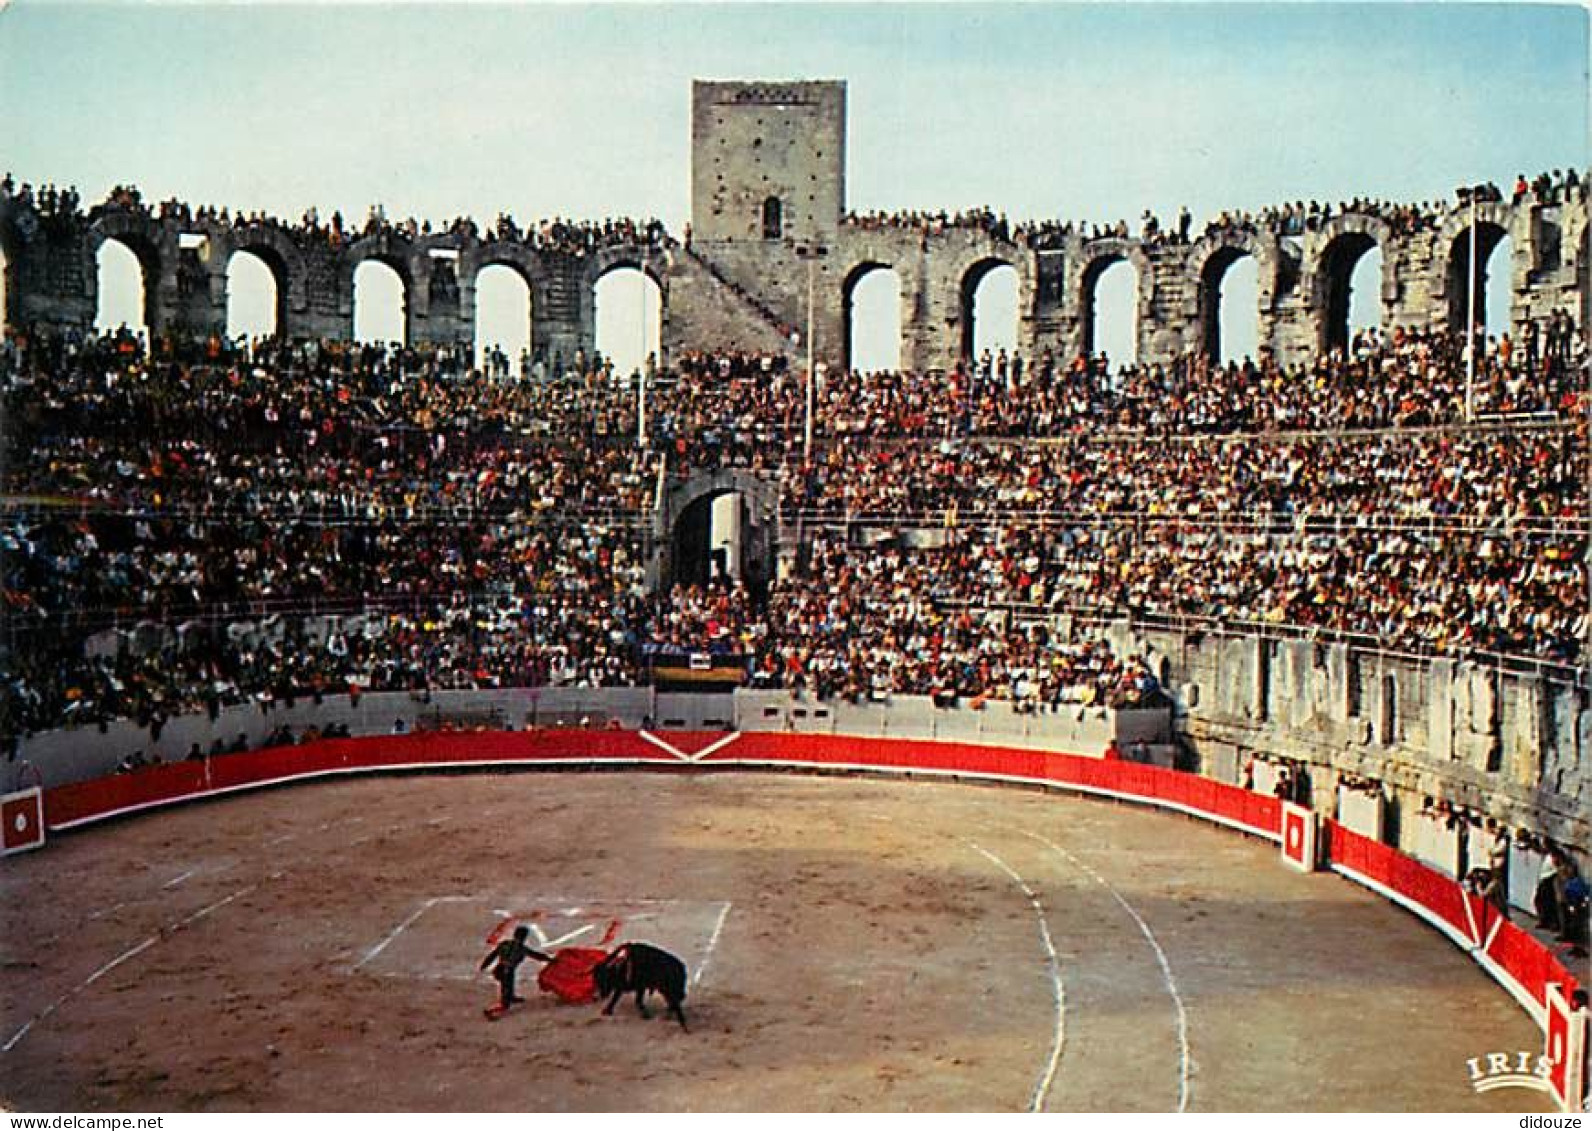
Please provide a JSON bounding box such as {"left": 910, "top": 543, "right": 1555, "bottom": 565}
{"left": 592, "top": 942, "right": 688, "bottom": 1030}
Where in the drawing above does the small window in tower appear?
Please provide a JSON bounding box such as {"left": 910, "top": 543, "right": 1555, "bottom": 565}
{"left": 762, "top": 197, "right": 783, "bottom": 240}
{"left": 753, "top": 137, "right": 763, "bottom": 149}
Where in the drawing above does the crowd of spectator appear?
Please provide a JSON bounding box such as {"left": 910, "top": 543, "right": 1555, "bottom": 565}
{"left": 749, "top": 532, "right": 1164, "bottom": 709}
{"left": 836, "top": 172, "right": 1586, "bottom": 252}
{"left": 813, "top": 323, "right": 1582, "bottom": 438}
{"left": 783, "top": 426, "right": 1584, "bottom": 528}
{"left": 0, "top": 175, "right": 674, "bottom": 260}
{"left": 1, "top": 309, "right": 1585, "bottom": 738}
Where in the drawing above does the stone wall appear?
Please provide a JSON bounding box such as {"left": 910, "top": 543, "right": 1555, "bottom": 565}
{"left": 690, "top": 80, "right": 846, "bottom": 246}
{"left": 4, "top": 80, "right": 1584, "bottom": 372}
{"left": 1124, "top": 622, "right": 1591, "bottom": 858}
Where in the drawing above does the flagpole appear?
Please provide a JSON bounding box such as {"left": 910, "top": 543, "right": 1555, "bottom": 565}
{"left": 796, "top": 243, "right": 828, "bottom": 462}
{"left": 1465, "top": 191, "right": 1478, "bottom": 422}
{"left": 637, "top": 266, "right": 649, "bottom": 449}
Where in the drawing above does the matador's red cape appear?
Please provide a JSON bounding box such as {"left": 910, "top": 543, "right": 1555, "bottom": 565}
{"left": 537, "top": 919, "right": 623, "bottom": 1004}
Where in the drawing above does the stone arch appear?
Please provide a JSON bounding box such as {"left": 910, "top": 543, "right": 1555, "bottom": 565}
{"left": 652, "top": 468, "right": 780, "bottom": 598}
{"left": 1309, "top": 213, "right": 1394, "bottom": 352}
{"left": 346, "top": 245, "right": 413, "bottom": 345}
{"left": 841, "top": 259, "right": 900, "bottom": 372}
{"left": 1072, "top": 238, "right": 1154, "bottom": 358}
{"left": 958, "top": 255, "right": 1018, "bottom": 360}
{"left": 343, "top": 234, "right": 415, "bottom": 343}
{"left": 581, "top": 245, "right": 670, "bottom": 299}
{"left": 1440, "top": 208, "right": 1514, "bottom": 335}
{"left": 460, "top": 242, "right": 551, "bottom": 320}
{"left": 469, "top": 257, "right": 536, "bottom": 372}
{"left": 221, "top": 224, "right": 306, "bottom": 333}
{"left": 344, "top": 234, "right": 416, "bottom": 286}
{"left": 1434, "top": 200, "right": 1517, "bottom": 263}
{"left": 579, "top": 245, "right": 671, "bottom": 366}
{"left": 86, "top": 213, "right": 163, "bottom": 335}
{"left": 224, "top": 250, "right": 281, "bottom": 340}
{"left": 1186, "top": 229, "right": 1279, "bottom": 361}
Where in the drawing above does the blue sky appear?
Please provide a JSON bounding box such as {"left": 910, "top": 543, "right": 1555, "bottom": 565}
{"left": 2, "top": 1, "right": 1586, "bottom": 366}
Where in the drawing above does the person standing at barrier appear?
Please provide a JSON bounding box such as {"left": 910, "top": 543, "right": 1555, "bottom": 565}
{"left": 480, "top": 926, "right": 553, "bottom": 1017}
{"left": 1561, "top": 868, "right": 1589, "bottom": 958}
{"left": 1486, "top": 821, "right": 1511, "bottom": 915}
{"left": 1537, "top": 846, "right": 1563, "bottom": 933}
{"left": 1553, "top": 852, "right": 1581, "bottom": 942}
{"left": 1467, "top": 867, "right": 1509, "bottom": 923}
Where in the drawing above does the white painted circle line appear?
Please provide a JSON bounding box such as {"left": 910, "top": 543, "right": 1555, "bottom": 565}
{"left": 967, "top": 840, "right": 1066, "bottom": 1114}
{"left": 353, "top": 898, "right": 440, "bottom": 971}
{"left": 693, "top": 902, "right": 733, "bottom": 987}
{"left": 1022, "top": 829, "right": 1192, "bottom": 1113}
{"left": 2, "top": 879, "right": 259, "bottom": 1056}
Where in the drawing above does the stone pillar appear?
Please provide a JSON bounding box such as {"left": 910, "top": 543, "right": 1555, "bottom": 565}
{"left": 1324, "top": 643, "right": 1351, "bottom": 725}
{"left": 1504, "top": 674, "right": 1546, "bottom": 789}
{"left": 1427, "top": 658, "right": 1455, "bottom": 762}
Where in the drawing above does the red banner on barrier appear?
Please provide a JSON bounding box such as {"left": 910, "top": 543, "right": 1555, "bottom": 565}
{"left": 1490, "top": 918, "right": 1582, "bottom": 1006}
{"left": 44, "top": 728, "right": 683, "bottom": 829}
{"left": 713, "top": 733, "right": 1283, "bottom": 839}
{"left": 1326, "top": 820, "right": 1476, "bottom": 943}
{"left": 1327, "top": 817, "right": 1583, "bottom": 1058}
{"left": 46, "top": 760, "right": 212, "bottom": 829}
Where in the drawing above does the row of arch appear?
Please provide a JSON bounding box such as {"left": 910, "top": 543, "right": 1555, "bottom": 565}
{"left": 72, "top": 219, "right": 1529, "bottom": 375}
{"left": 839, "top": 219, "right": 1521, "bottom": 371}
{"left": 92, "top": 241, "right": 663, "bottom": 374}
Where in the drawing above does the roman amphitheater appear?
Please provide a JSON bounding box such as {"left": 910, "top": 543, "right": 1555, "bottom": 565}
{"left": 0, "top": 81, "right": 1586, "bottom": 1112}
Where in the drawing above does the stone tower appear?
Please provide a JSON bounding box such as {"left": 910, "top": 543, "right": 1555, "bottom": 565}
{"left": 690, "top": 80, "right": 846, "bottom": 244}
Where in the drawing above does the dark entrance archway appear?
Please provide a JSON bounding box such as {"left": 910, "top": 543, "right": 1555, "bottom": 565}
{"left": 654, "top": 469, "right": 779, "bottom": 601}
{"left": 672, "top": 491, "right": 739, "bottom": 592}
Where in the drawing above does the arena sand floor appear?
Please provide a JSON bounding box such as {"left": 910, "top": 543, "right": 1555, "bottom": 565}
{"left": 0, "top": 770, "right": 1553, "bottom": 1112}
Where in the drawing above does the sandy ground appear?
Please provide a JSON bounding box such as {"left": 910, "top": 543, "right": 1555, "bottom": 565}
{"left": 0, "top": 769, "right": 1554, "bottom": 1112}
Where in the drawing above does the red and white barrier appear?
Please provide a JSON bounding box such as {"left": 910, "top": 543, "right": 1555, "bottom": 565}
{"left": 1280, "top": 801, "right": 1317, "bottom": 872}
{"left": 1546, "top": 984, "right": 1588, "bottom": 1113}
{"left": 24, "top": 728, "right": 1585, "bottom": 1107}
{"left": 1, "top": 787, "right": 44, "bottom": 856}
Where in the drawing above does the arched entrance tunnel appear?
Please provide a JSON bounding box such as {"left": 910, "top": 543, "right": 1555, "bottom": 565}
{"left": 672, "top": 490, "right": 746, "bottom": 591}
{"left": 655, "top": 471, "right": 779, "bottom": 601}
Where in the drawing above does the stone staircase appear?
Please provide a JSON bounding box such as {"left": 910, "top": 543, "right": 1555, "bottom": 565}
{"left": 666, "top": 246, "right": 796, "bottom": 355}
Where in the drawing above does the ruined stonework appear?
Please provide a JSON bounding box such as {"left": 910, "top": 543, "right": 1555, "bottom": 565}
{"left": 691, "top": 81, "right": 846, "bottom": 245}
{"left": 2, "top": 79, "right": 1585, "bottom": 370}
{"left": 1120, "top": 623, "right": 1591, "bottom": 856}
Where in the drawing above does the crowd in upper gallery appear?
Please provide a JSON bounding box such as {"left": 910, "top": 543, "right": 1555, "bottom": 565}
{"left": 0, "top": 175, "right": 674, "bottom": 259}
{"left": 842, "top": 169, "right": 1588, "bottom": 249}
{"left": 6, "top": 168, "right": 1585, "bottom": 263}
